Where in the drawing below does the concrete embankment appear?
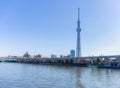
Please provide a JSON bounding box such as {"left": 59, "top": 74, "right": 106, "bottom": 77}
{"left": 17, "top": 59, "right": 88, "bottom": 67}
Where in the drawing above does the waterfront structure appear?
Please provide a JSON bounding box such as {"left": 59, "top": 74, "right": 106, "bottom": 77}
{"left": 76, "top": 8, "right": 81, "bottom": 57}
{"left": 23, "top": 52, "right": 32, "bottom": 59}
{"left": 60, "top": 55, "right": 64, "bottom": 58}
{"left": 70, "top": 50, "right": 75, "bottom": 58}
{"left": 51, "top": 55, "right": 57, "bottom": 58}
{"left": 34, "top": 54, "right": 42, "bottom": 58}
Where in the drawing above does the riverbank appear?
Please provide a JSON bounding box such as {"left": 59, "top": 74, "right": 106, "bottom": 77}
{"left": 2, "top": 57, "right": 120, "bottom": 69}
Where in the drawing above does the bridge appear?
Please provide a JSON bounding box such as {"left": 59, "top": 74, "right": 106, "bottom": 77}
{"left": 80, "top": 55, "right": 120, "bottom": 59}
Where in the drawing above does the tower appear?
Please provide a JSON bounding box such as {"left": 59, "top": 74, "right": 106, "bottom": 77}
{"left": 76, "top": 8, "right": 81, "bottom": 57}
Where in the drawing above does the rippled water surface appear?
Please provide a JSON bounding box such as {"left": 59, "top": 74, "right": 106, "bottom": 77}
{"left": 0, "top": 62, "right": 120, "bottom": 88}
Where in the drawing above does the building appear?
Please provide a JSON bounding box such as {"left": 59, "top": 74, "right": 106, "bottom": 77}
{"left": 76, "top": 8, "right": 81, "bottom": 57}
{"left": 60, "top": 55, "right": 64, "bottom": 58}
{"left": 34, "top": 54, "right": 42, "bottom": 59}
{"left": 51, "top": 55, "right": 57, "bottom": 58}
{"left": 23, "top": 52, "right": 32, "bottom": 59}
{"left": 70, "top": 50, "right": 75, "bottom": 58}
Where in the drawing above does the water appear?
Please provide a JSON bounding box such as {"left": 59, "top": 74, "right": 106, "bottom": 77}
{"left": 0, "top": 62, "right": 120, "bottom": 88}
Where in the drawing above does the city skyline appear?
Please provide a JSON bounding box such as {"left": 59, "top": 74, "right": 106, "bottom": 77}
{"left": 0, "top": 0, "right": 120, "bottom": 57}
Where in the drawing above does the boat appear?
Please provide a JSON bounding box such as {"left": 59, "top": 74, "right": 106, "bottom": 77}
{"left": 87, "top": 64, "right": 98, "bottom": 67}
{"left": 110, "top": 62, "right": 120, "bottom": 69}
{"left": 4, "top": 59, "right": 17, "bottom": 62}
{"left": 98, "top": 63, "right": 111, "bottom": 68}
{"left": 98, "top": 62, "right": 120, "bottom": 69}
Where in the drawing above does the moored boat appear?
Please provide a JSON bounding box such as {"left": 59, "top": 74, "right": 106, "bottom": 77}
{"left": 98, "top": 63, "right": 111, "bottom": 68}
{"left": 110, "top": 62, "right": 120, "bottom": 69}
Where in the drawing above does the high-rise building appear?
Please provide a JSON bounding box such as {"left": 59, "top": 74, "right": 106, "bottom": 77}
{"left": 70, "top": 50, "right": 75, "bottom": 58}
{"left": 76, "top": 8, "right": 81, "bottom": 57}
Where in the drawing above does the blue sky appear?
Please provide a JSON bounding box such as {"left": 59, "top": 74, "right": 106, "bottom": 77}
{"left": 0, "top": 0, "right": 120, "bottom": 57}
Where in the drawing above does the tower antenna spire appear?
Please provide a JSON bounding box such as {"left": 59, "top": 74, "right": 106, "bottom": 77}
{"left": 78, "top": 8, "right": 80, "bottom": 21}
{"left": 77, "top": 8, "right": 80, "bottom": 28}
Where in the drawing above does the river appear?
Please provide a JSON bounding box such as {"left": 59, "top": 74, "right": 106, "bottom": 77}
{"left": 0, "top": 62, "right": 120, "bottom": 88}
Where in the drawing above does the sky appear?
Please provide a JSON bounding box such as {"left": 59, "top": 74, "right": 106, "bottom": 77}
{"left": 0, "top": 0, "right": 120, "bottom": 57}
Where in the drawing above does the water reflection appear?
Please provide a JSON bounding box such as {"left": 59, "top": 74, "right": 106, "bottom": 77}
{"left": 1, "top": 63, "right": 120, "bottom": 88}
{"left": 75, "top": 67, "right": 84, "bottom": 88}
